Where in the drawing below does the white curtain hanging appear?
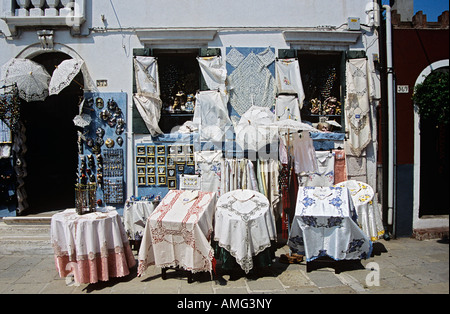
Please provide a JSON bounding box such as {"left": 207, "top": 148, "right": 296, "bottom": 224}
{"left": 133, "top": 94, "right": 163, "bottom": 136}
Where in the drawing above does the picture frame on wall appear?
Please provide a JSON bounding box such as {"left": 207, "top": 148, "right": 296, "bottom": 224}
{"left": 158, "top": 175, "right": 166, "bottom": 185}
{"left": 168, "top": 178, "right": 176, "bottom": 190}
{"left": 147, "top": 145, "right": 155, "bottom": 156}
{"left": 157, "top": 145, "right": 166, "bottom": 155}
{"left": 136, "top": 156, "right": 146, "bottom": 165}
{"left": 148, "top": 175, "right": 156, "bottom": 185}
{"left": 137, "top": 145, "right": 146, "bottom": 155}
{"left": 138, "top": 176, "right": 146, "bottom": 186}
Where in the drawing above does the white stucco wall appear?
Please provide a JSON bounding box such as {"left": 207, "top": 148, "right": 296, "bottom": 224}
{"left": 0, "top": 0, "right": 380, "bottom": 208}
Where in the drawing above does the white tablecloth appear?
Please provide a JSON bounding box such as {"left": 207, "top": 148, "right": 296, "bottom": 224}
{"left": 124, "top": 201, "right": 158, "bottom": 240}
{"left": 334, "top": 180, "right": 384, "bottom": 241}
{"left": 288, "top": 186, "right": 372, "bottom": 262}
{"left": 214, "top": 189, "right": 277, "bottom": 273}
{"left": 51, "top": 208, "right": 136, "bottom": 284}
{"left": 137, "top": 190, "right": 216, "bottom": 276}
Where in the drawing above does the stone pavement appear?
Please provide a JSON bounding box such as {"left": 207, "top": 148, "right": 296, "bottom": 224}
{"left": 0, "top": 236, "right": 448, "bottom": 295}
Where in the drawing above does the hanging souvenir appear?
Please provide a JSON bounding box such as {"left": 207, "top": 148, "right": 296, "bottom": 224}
{"left": 96, "top": 97, "right": 104, "bottom": 109}
{"left": 95, "top": 127, "right": 105, "bottom": 138}
{"left": 105, "top": 138, "right": 115, "bottom": 148}
{"left": 116, "top": 136, "right": 123, "bottom": 146}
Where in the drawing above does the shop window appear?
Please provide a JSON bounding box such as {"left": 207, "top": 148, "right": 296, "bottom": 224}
{"left": 297, "top": 51, "right": 345, "bottom": 132}
{"left": 133, "top": 48, "right": 221, "bottom": 134}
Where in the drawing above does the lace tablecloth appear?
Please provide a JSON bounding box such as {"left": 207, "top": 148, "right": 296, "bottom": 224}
{"left": 51, "top": 208, "right": 136, "bottom": 284}
{"left": 214, "top": 190, "right": 277, "bottom": 273}
{"left": 334, "top": 180, "right": 384, "bottom": 241}
{"left": 124, "top": 201, "right": 158, "bottom": 241}
{"left": 288, "top": 187, "right": 372, "bottom": 262}
{"left": 137, "top": 190, "right": 216, "bottom": 276}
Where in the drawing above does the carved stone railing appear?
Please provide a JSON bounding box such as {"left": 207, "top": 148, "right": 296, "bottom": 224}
{"left": 1, "top": 0, "right": 86, "bottom": 36}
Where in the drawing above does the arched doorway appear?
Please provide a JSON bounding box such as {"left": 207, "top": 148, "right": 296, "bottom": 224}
{"left": 20, "top": 52, "right": 84, "bottom": 214}
{"left": 413, "top": 59, "right": 449, "bottom": 230}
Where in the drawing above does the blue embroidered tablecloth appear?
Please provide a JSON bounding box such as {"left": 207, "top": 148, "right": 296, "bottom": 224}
{"left": 288, "top": 186, "right": 372, "bottom": 262}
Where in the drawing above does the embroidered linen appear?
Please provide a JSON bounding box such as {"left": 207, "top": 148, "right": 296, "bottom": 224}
{"left": 214, "top": 190, "right": 277, "bottom": 273}
{"left": 180, "top": 174, "right": 202, "bottom": 190}
{"left": 335, "top": 180, "right": 384, "bottom": 241}
{"left": 197, "top": 56, "right": 227, "bottom": 92}
{"left": 194, "top": 150, "right": 224, "bottom": 196}
{"left": 134, "top": 56, "right": 160, "bottom": 99}
{"left": 345, "top": 58, "right": 375, "bottom": 156}
{"left": 292, "top": 132, "right": 318, "bottom": 174}
{"left": 193, "top": 90, "right": 232, "bottom": 142}
{"left": 133, "top": 94, "right": 163, "bottom": 136}
{"left": 51, "top": 208, "right": 136, "bottom": 284}
{"left": 333, "top": 149, "right": 348, "bottom": 184}
{"left": 137, "top": 190, "right": 216, "bottom": 276}
{"left": 288, "top": 187, "right": 372, "bottom": 262}
{"left": 275, "top": 58, "right": 305, "bottom": 107}
{"left": 124, "top": 201, "right": 157, "bottom": 241}
{"left": 304, "top": 151, "right": 335, "bottom": 187}
{"left": 275, "top": 94, "right": 302, "bottom": 121}
{"left": 226, "top": 47, "right": 276, "bottom": 116}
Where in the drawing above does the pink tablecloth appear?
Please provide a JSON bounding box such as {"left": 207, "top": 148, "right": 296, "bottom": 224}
{"left": 51, "top": 208, "right": 136, "bottom": 284}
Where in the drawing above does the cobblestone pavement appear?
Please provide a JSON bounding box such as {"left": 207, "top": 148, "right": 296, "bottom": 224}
{"left": 0, "top": 237, "right": 448, "bottom": 295}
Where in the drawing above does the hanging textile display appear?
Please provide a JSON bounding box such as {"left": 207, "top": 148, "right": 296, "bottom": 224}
{"left": 133, "top": 56, "right": 164, "bottom": 136}
{"left": 193, "top": 90, "right": 232, "bottom": 142}
{"left": 275, "top": 94, "right": 302, "bottom": 121}
{"left": 345, "top": 58, "right": 375, "bottom": 157}
{"left": 303, "top": 151, "right": 335, "bottom": 187}
{"left": 226, "top": 47, "right": 276, "bottom": 117}
{"left": 133, "top": 94, "right": 163, "bottom": 136}
{"left": 275, "top": 58, "right": 305, "bottom": 107}
{"left": 197, "top": 56, "right": 227, "bottom": 93}
{"left": 134, "top": 56, "right": 160, "bottom": 98}
{"left": 194, "top": 150, "right": 225, "bottom": 196}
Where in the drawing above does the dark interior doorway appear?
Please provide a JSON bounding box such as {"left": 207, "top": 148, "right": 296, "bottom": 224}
{"left": 20, "top": 52, "right": 84, "bottom": 214}
{"left": 419, "top": 68, "right": 450, "bottom": 217}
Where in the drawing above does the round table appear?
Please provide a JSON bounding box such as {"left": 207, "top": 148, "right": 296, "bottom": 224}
{"left": 51, "top": 208, "right": 136, "bottom": 284}
{"left": 214, "top": 189, "right": 277, "bottom": 273}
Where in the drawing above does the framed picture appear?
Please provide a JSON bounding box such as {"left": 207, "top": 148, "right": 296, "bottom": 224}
{"left": 186, "top": 154, "right": 195, "bottom": 166}
{"left": 137, "top": 166, "right": 146, "bottom": 175}
{"left": 136, "top": 156, "right": 146, "bottom": 165}
{"left": 176, "top": 155, "right": 186, "bottom": 164}
{"left": 147, "top": 145, "right": 155, "bottom": 156}
{"left": 176, "top": 145, "right": 184, "bottom": 155}
{"left": 168, "top": 145, "right": 176, "bottom": 155}
{"left": 137, "top": 176, "right": 146, "bottom": 186}
{"left": 147, "top": 166, "right": 156, "bottom": 175}
{"left": 157, "top": 145, "right": 166, "bottom": 155}
{"left": 157, "top": 166, "right": 166, "bottom": 175}
{"left": 167, "top": 167, "right": 176, "bottom": 178}
{"left": 158, "top": 175, "right": 166, "bottom": 185}
{"left": 187, "top": 145, "right": 194, "bottom": 154}
{"left": 167, "top": 155, "right": 175, "bottom": 167}
{"left": 157, "top": 156, "right": 166, "bottom": 165}
{"left": 147, "top": 175, "right": 156, "bottom": 185}
{"left": 168, "top": 178, "right": 177, "bottom": 190}
{"left": 177, "top": 164, "right": 185, "bottom": 173}
{"left": 147, "top": 156, "right": 155, "bottom": 164}
{"left": 137, "top": 145, "right": 146, "bottom": 155}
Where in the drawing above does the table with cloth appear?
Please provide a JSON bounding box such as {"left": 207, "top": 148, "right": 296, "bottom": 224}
{"left": 334, "top": 180, "right": 385, "bottom": 241}
{"left": 214, "top": 189, "right": 277, "bottom": 274}
{"left": 137, "top": 190, "right": 216, "bottom": 280}
{"left": 288, "top": 186, "right": 372, "bottom": 267}
{"left": 123, "top": 200, "right": 158, "bottom": 241}
{"left": 51, "top": 208, "right": 136, "bottom": 284}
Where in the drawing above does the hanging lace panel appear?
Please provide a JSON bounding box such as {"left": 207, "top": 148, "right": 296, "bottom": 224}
{"left": 226, "top": 47, "right": 276, "bottom": 116}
